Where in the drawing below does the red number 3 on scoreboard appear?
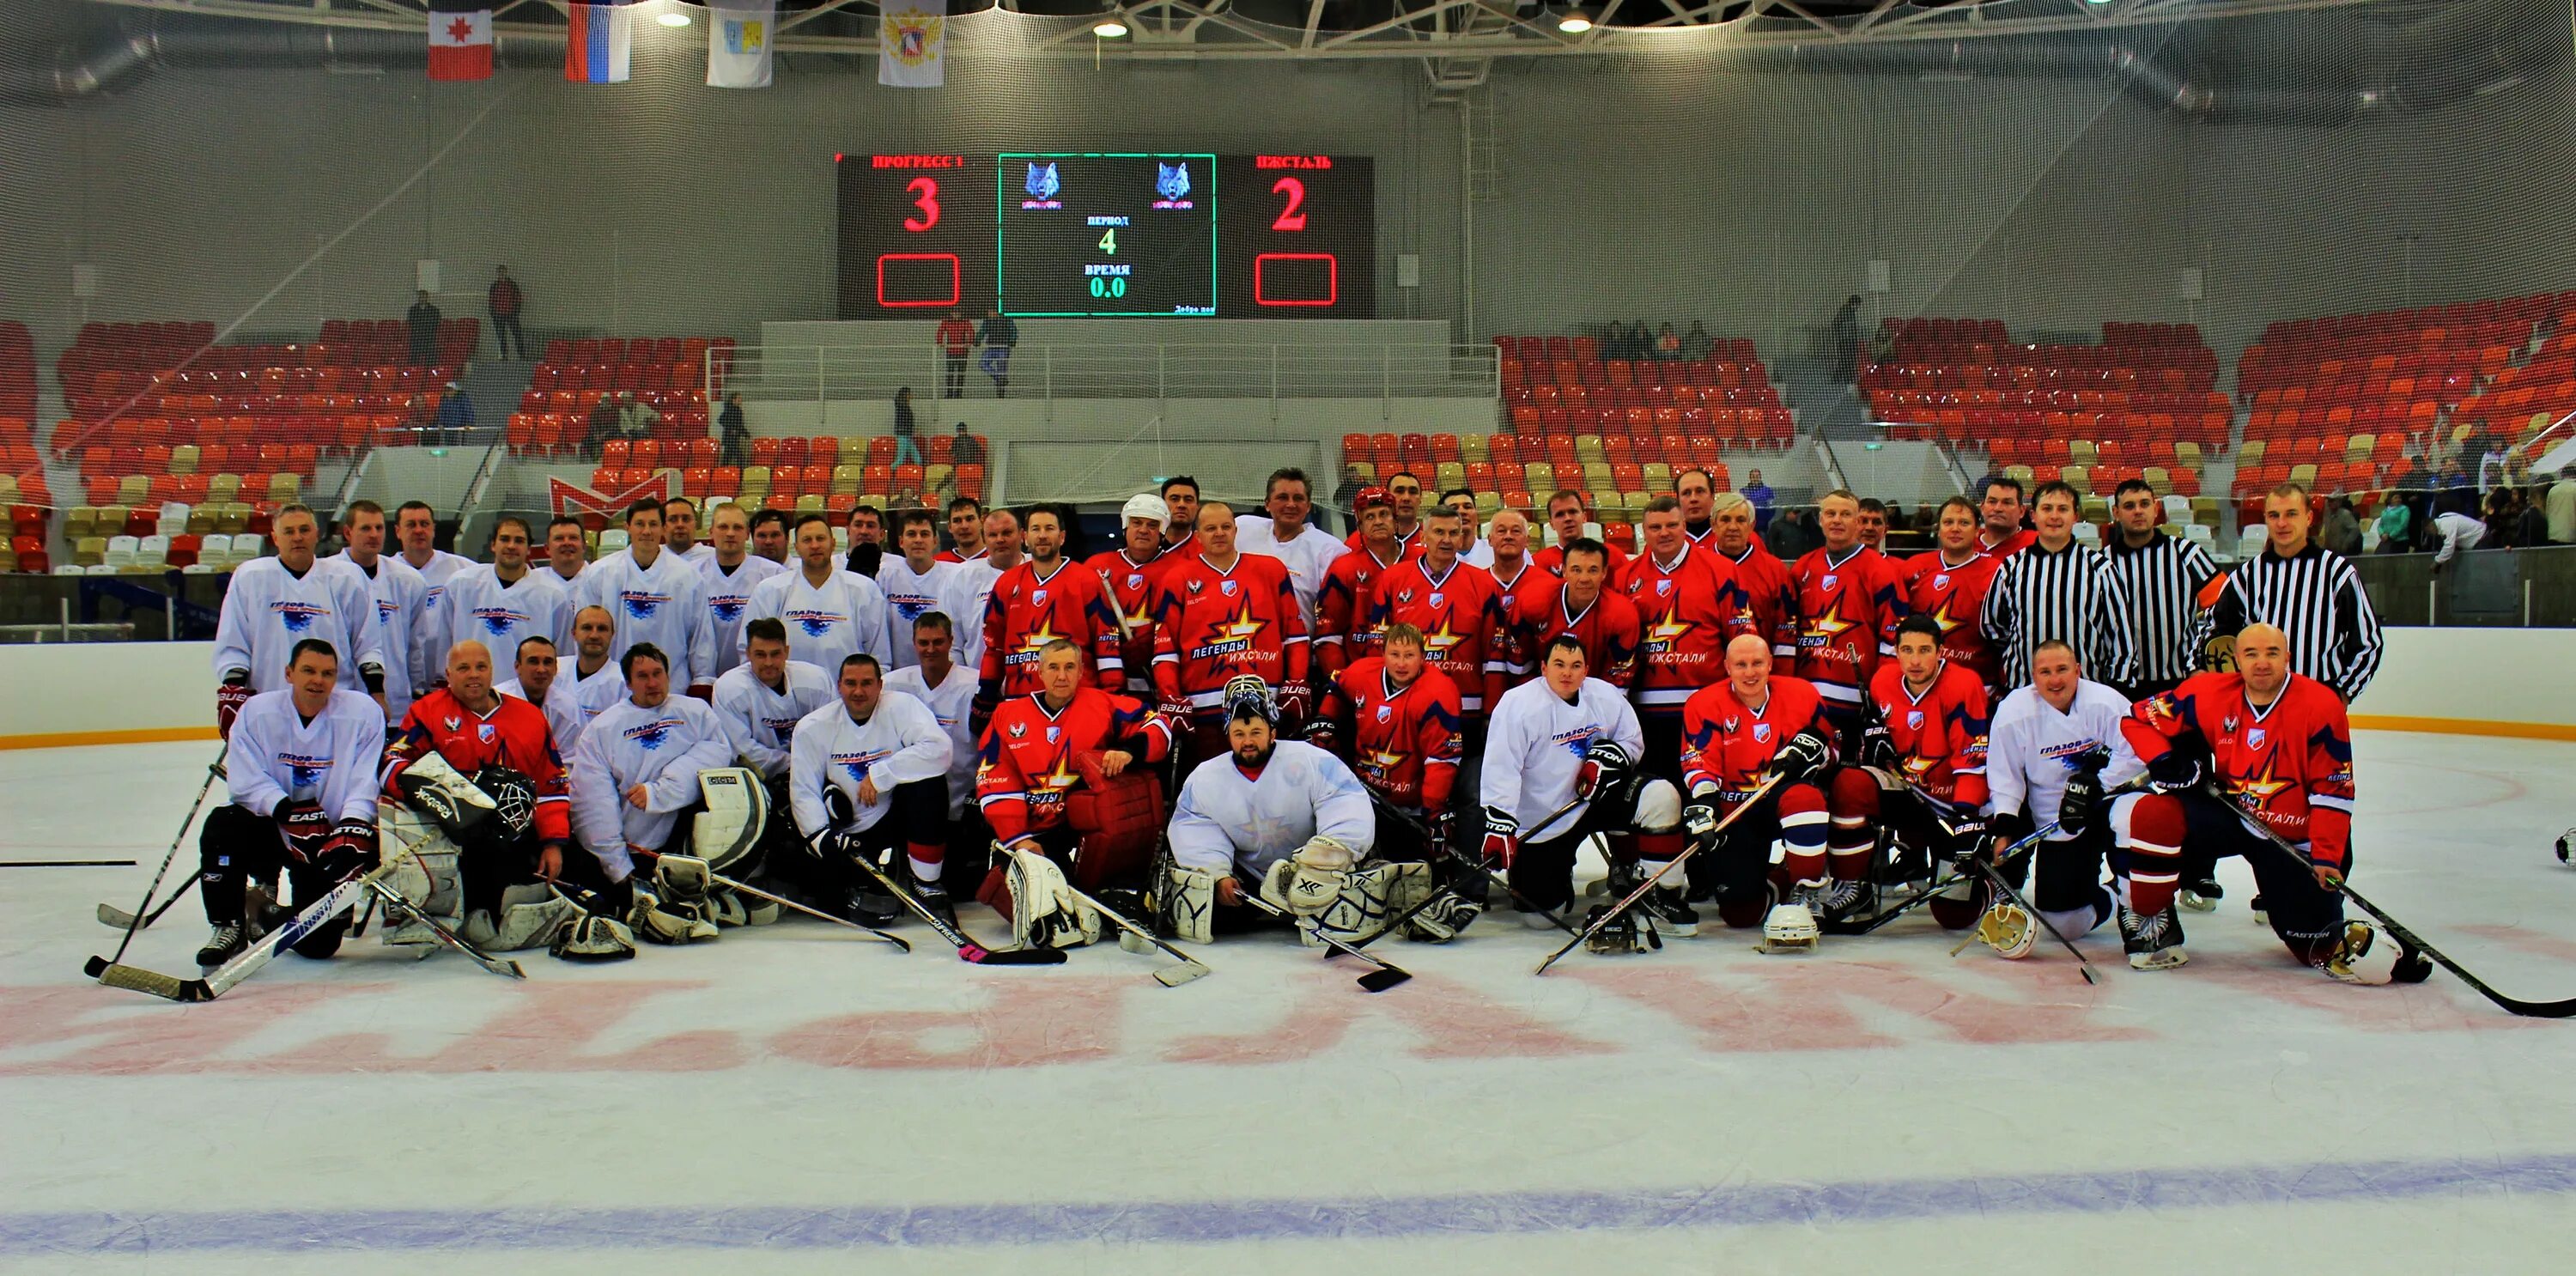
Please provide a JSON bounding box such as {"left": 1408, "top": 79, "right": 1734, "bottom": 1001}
{"left": 1271, "top": 177, "right": 1307, "bottom": 232}
{"left": 904, "top": 177, "right": 941, "bottom": 233}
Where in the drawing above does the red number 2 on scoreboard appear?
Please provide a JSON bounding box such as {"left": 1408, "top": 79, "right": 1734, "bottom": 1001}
{"left": 904, "top": 177, "right": 941, "bottom": 233}
{"left": 1271, "top": 177, "right": 1307, "bottom": 232}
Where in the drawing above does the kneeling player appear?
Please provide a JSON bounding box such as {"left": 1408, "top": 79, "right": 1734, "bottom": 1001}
{"left": 565, "top": 642, "right": 750, "bottom": 950}
{"left": 1309, "top": 623, "right": 1463, "bottom": 861}
{"left": 975, "top": 638, "right": 1176, "bottom": 949}
{"left": 381, "top": 639, "right": 581, "bottom": 951}
{"left": 1973, "top": 639, "right": 2143, "bottom": 956}
{"left": 1484, "top": 635, "right": 1689, "bottom": 950}
{"left": 1850, "top": 617, "right": 1998, "bottom": 929}
{"left": 786, "top": 653, "right": 956, "bottom": 927}
{"left": 1164, "top": 679, "right": 1424, "bottom": 946}
{"left": 1678, "top": 635, "right": 1876, "bottom": 939}
{"left": 2108, "top": 623, "right": 2428, "bottom": 983}
{"left": 194, "top": 639, "right": 384, "bottom": 968}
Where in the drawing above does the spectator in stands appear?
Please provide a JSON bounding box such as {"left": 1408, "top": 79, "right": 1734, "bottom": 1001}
{"left": 1830, "top": 295, "right": 1862, "bottom": 382}
{"left": 2320, "top": 495, "right": 2362, "bottom": 556}
{"left": 935, "top": 310, "right": 974, "bottom": 398}
{"left": 1767, "top": 506, "right": 1818, "bottom": 559}
{"left": 951, "top": 420, "right": 984, "bottom": 470}
{"left": 585, "top": 393, "right": 623, "bottom": 453}
{"left": 977, "top": 308, "right": 1019, "bottom": 398}
{"left": 1909, "top": 502, "right": 1938, "bottom": 538}
{"left": 402, "top": 392, "right": 439, "bottom": 443}
{"left": 1652, "top": 323, "right": 1681, "bottom": 361}
{"left": 2372, "top": 489, "right": 2412, "bottom": 555}
{"left": 2549, "top": 470, "right": 2576, "bottom": 544}
{"left": 2516, "top": 485, "right": 2549, "bottom": 549}
{"left": 434, "top": 381, "right": 475, "bottom": 447}
{"left": 487, "top": 267, "right": 526, "bottom": 361}
{"left": 890, "top": 386, "right": 920, "bottom": 469}
{"left": 1741, "top": 468, "right": 1775, "bottom": 532}
{"left": 1331, "top": 464, "right": 1369, "bottom": 536}
{"left": 1681, "top": 321, "right": 1714, "bottom": 362}
{"left": 719, "top": 392, "right": 750, "bottom": 467}
{"left": 616, "top": 392, "right": 660, "bottom": 441}
{"left": 407, "top": 290, "right": 443, "bottom": 368}
{"left": 1628, "top": 319, "right": 1654, "bottom": 361}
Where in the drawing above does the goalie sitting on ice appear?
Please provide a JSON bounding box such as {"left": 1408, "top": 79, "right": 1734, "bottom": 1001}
{"left": 1163, "top": 677, "right": 1455, "bottom": 946}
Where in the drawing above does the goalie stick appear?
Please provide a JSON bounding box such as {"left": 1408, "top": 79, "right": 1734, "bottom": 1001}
{"left": 2237, "top": 804, "right": 2576, "bottom": 1018}
{"left": 803, "top": 827, "right": 1064, "bottom": 965}
{"left": 87, "top": 746, "right": 226, "bottom": 976}
{"left": 634, "top": 848, "right": 909, "bottom": 952}
{"left": 1363, "top": 790, "right": 1582, "bottom": 938}
{"left": 1230, "top": 878, "right": 1412, "bottom": 992}
{"left": 1060, "top": 876, "right": 1211, "bottom": 987}
{"left": 86, "top": 860, "right": 398, "bottom": 1003}
{"left": 1534, "top": 773, "right": 1785, "bottom": 976}
{"left": 363, "top": 882, "right": 526, "bottom": 981}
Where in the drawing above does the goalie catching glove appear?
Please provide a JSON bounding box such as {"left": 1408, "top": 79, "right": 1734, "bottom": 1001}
{"left": 394, "top": 752, "right": 498, "bottom": 842}
{"left": 1261, "top": 835, "right": 1358, "bottom": 918}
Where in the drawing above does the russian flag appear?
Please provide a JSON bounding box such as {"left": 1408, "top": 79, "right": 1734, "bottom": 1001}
{"left": 563, "top": 3, "right": 633, "bottom": 84}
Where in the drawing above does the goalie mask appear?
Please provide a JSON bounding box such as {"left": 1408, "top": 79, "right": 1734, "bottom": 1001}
{"left": 471, "top": 766, "right": 538, "bottom": 839}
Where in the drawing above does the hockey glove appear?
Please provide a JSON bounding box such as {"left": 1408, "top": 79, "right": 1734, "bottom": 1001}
{"left": 1576, "top": 739, "right": 1631, "bottom": 800}
{"left": 1479, "top": 805, "right": 1519, "bottom": 870}
{"left": 1301, "top": 714, "right": 1340, "bottom": 752}
{"left": 970, "top": 678, "right": 1003, "bottom": 738}
{"left": 1771, "top": 730, "right": 1831, "bottom": 784}
{"left": 1426, "top": 810, "right": 1456, "bottom": 857}
{"left": 1157, "top": 691, "right": 1195, "bottom": 732}
{"left": 1682, "top": 799, "right": 1720, "bottom": 846}
{"left": 315, "top": 818, "right": 380, "bottom": 884}
{"left": 2058, "top": 769, "right": 2105, "bottom": 837}
{"left": 2146, "top": 750, "right": 2202, "bottom": 794}
{"left": 1859, "top": 719, "right": 1899, "bottom": 772}
{"left": 216, "top": 676, "right": 252, "bottom": 740}
{"left": 274, "top": 799, "right": 331, "bottom": 863}
{"left": 1942, "top": 813, "right": 1988, "bottom": 866}
{"left": 1274, "top": 682, "right": 1312, "bottom": 729}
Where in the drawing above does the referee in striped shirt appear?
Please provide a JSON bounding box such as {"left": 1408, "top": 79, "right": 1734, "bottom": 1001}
{"left": 2104, "top": 477, "right": 2219, "bottom": 701}
{"left": 2192, "top": 480, "right": 2385, "bottom": 703}
{"left": 1982, "top": 480, "right": 2139, "bottom": 693}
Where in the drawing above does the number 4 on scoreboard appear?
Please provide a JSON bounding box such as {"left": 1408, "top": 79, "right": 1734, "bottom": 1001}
{"left": 1097, "top": 228, "right": 1118, "bottom": 254}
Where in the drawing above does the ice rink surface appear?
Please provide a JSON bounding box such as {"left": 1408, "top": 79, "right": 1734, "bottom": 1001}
{"left": 5, "top": 732, "right": 2576, "bottom": 1274}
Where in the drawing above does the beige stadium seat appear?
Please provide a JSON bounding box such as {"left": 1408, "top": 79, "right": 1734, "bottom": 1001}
{"left": 1524, "top": 462, "right": 1555, "bottom": 492}
{"left": 924, "top": 463, "right": 953, "bottom": 495}
{"left": 2142, "top": 465, "right": 2171, "bottom": 492}
{"left": 64, "top": 506, "right": 99, "bottom": 539}
{"left": 2068, "top": 440, "right": 2099, "bottom": 466}
{"left": 2060, "top": 465, "right": 2088, "bottom": 494}
{"left": 2004, "top": 464, "right": 2035, "bottom": 486}
{"left": 1641, "top": 462, "right": 1672, "bottom": 491}
{"left": 1435, "top": 461, "right": 1467, "bottom": 491}
{"left": 73, "top": 536, "right": 107, "bottom": 568}
{"left": 207, "top": 473, "right": 242, "bottom": 503}
{"left": 117, "top": 475, "right": 150, "bottom": 505}
{"left": 794, "top": 494, "right": 823, "bottom": 515}
{"left": 1458, "top": 434, "right": 1488, "bottom": 464}
{"left": 2175, "top": 441, "right": 2203, "bottom": 467}
{"left": 1473, "top": 491, "right": 1501, "bottom": 516}
{"left": 1346, "top": 461, "right": 1375, "bottom": 483}
{"left": 266, "top": 474, "right": 301, "bottom": 502}
{"left": 832, "top": 464, "right": 862, "bottom": 495}
{"left": 2344, "top": 434, "right": 2375, "bottom": 465}
{"left": 2287, "top": 462, "right": 2318, "bottom": 489}
{"left": 2236, "top": 440, "right": 2266, "bottom": 468}
{"left": 1575, "top": 435, "right": 1607, "bottom": 466}
{"left": 170, "top": 444, "right": 201, "bottom": 475}
{"left": 215, "top": 503, "right": 250, "bottom": 534}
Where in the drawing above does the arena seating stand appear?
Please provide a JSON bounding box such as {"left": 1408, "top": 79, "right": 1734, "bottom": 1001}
{"left": 589, "top": 429, "right": 988, "bottom": 518}
{"left": 1, "top": 324, "right": 48, "bottom": 566}
{"left": 509, "top": 336, "right": 726, "bottom": 458}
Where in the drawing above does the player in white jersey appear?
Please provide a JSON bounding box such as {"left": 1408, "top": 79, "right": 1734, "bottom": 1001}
{"left": 696, "top": 502, "right": 782, "bottom": 680}
{"left": 1481, "top": 634, "right": 1688, "bottom": 947}
{"left": 878, "top": 507, "right": 981, "bottom": 671}
{"left": 431, "top": 515, "right": 574, "bottom": 702}
{"left": 540, "top": 514, "right": 589, "bottom": 590}
{"left": 211, "top": 503, "right": 388, "bottom": 736}
{"left": 713, "top": 618, "right": 835, "bottom": 781}
{"left": 496, "top": 635, "right": 585, "bottom": 760}
{"left": 881, "top": 610, "right": 980, "bottom": 826}
{"left": 576, "top": 497, "right": 719, "bottom": 693}
{"left": 1162, "top": 678, "right": 1389, "bottom": 943}
{"left": 324, "top": 499, "right": 434, "bottom": 720}
{"left": 1235, "top": 466, "right": 1346, "bottom": 623}
{"left": 662, "top": 496, "right": 717, "bottom": 566}
{"left": 191, "top": 638, "right": 386, "bottom": 968}
{"left": 744, "top": 513, "right": 893, "bottom": 676}
{"left": 1443, "top": 490, "right": 1498, "bottom": 570}
{"left": 565, "top": 642, "right": 738, "bottom": 895}
{"left": 787, "top": 653, "right": 957, "bottom": 926}
{"left": 556, "top": 605, "right": 623, "bottom": 738}
{"left": 392, "top": 500, "right": 475, "bottom": 611}
{"left": 1974, "top": 638, "right": 2147, "bottom": 953}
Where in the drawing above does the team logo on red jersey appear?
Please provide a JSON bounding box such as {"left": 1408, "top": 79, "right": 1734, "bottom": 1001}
{"left": 1753, "top": 723, "right": 1772, "bottom": 743}
{"left": 1219, "top": 580, "right": 1238, "bottom": 597}
{"left": 2245, "top": 727, "right": 2266, "bottom": 749}
{"left": 1906, "top": 710, "right": 1924, "bottom": 730}
{"left": 477, "top": 722, "right": 496, "bottom": 744}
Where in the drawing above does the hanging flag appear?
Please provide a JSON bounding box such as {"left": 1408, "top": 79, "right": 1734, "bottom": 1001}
{"left": 707, "top": 1, "right": 775, "bottom": 89}
{"left": 564, "top": 2, "right": 634, "bottom": 84}
{"left": 878, "top": 0, "right": 946, "bottom": 89}
{"left": 426, "top": 3, "right": 493, "bottom": 82}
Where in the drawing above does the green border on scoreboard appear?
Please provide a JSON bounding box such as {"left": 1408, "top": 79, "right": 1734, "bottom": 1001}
{"left": 996, "top": 152, "right": 1218, "bottom": 318}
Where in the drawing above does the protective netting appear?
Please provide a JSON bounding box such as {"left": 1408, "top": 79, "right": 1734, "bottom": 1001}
{"left": 2, "top": 0, "right": 2573, "bottom": 558}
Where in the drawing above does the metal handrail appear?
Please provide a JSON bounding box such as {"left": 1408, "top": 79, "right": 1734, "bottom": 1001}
{"left": 708, "top": 341, "right": 1498, "bottom": 414}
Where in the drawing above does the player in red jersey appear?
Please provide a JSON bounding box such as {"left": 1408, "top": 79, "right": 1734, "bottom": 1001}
{"left": 1309, "top": 623, "right": 1463, "bottom": 860}
{"left": 1343, "top": 469, "right": 1425, "bottom": 555}
{"left": 975, "top": 507, "right": 1123, "bottom": 724}
{"left": 1151, "top": 502, "right": 1310, "bottom": 760}
{"left": 382, "top": 638, "right": 579, "bottom": 947}
{"left": 1850, "top": 617, "right": 1994, "bottom": 920}
{"left": 977, "top": 640, "right": 1175, "bottom": 878}
{"left": 1676, "top": 466, "right": 1720, "bottom": 545}
{"left": 1084, "top": 492, "right": 1174, "bottom": 696}
{"left": 1361, "top": 507, "right": 1510, "bottom": 720}
{"left": 1620, "top": 495, "right": 1754, "bottom": 791}
{"left": 1678, "top": 635, "right": 1867, "bottom": 929}
{"left": 1905, "top": 496, "right": 2006, "bottom": 690}
{"left": 1708, "top": 492, "right": 1798, "bottom": 662}
{"left": 1532, "top": 489, "right": 1631, "bottom": 578}
{"left": 1481, "top": 508, "right": 1553, "bottom": 629}
{"left": 1792, "top": 489, "right": 1911, "bottom": 750}
{"left": 2107, "top": 623, "right": 2427, "bottom": 983}
{"left": 1156, "top": 477, "right": 1200, "bottom": 560}
{"left": 1507, "top": 537, "right": 1639, "bottom": 689}
{"left": 1977, "top": 475, "right": 2037, "bottom": 559}
{"left": 1314, "top": 487, "right": 1418, "bottom": 677}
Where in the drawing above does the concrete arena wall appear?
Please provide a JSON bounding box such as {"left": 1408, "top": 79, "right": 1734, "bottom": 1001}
{"left": 2, "top": 630, "right": 2569, "bottom": 750}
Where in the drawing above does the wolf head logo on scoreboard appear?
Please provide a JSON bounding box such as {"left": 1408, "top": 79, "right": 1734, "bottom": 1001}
{"left": 1155, "top": 161, "right": 1192, "bottom": 204}
{"left": 1025, "top": 162, "right": 1060, "bottom": 201}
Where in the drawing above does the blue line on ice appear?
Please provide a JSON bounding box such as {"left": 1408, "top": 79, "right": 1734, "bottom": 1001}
{"left": 10, "top": 1152, "right": 2576, "bottom": 1252}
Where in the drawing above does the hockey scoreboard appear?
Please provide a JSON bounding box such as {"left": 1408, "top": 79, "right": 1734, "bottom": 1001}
{"left": 836, "top": 152, "right": 1376, "bottom": 319}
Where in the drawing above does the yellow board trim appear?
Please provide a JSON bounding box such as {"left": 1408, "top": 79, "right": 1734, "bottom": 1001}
{"left": 2348, "top": 714, "right": 2576, "bottom": 743}
{"left": 0, "top": 726, "right": 222, "bottom": 752}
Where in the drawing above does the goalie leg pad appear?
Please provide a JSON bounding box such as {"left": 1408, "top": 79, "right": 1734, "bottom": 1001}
{"left": 1157, "top": 863, "right": 1218, "bottom": 944}
{"left": 483, "top": 883, "right": 582, "bottom": 951}
{"left": 1299, "top": 860, "right": 1430, "bottom": 948}
{"left": 628, "top": 887, "right": 720, "bottom": 945}
{"left": 690, "top": 767, "right": 769, "bottom": 878}
{"left": 379, "top": 806, "right": 464, "bottom": 919}
{"left": 551, "top": 912, "right": 638, "bottom": 962}
{"left": 1006, "top": 848, "right": 1102, "bottom": 950}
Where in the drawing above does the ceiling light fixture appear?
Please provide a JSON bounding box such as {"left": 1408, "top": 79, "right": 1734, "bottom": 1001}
{"left": 1557, "top": 9, "right": 1595, "bottom": 33}
{"left": 659, "top": 10, "right": 693, "bottom": 27}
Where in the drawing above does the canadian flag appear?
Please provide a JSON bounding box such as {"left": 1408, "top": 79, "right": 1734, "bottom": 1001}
{"left": 428, "top": 5, "right": 494, "bottom": 82}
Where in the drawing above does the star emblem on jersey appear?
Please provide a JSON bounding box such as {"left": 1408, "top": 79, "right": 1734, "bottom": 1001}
{"left": 1016, "top": 618, "right": 1064, "bottom": 659}
{"left": 1360, "top": 747, "right": 1405, "bottom": 781}
{"left": 1036, "top": 756, "right": 1081, "bottom": 797}
{"left": 1903, "top": 754, "right": 1938, "bottom": 781}
{"left": 1926, "top": 596, "right": 1967, "bottom": 635}
{"left": 1218, "top": 604, "right": 1267, "bottom": 644}
{"left": 1805, "top": 599, "right": 1859, "bottom": 641}
{"left": 2225, "top": 753, "right": 2293, "bottom": 806}
{"left": 1645, "top": 606, "right": 1692, "bottom": 651}
{"left": 1420, "top": 617, "right": 1467, "bottom": 659}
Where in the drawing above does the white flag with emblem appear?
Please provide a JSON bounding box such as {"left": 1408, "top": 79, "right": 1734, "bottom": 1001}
{"left": 707, "top": 1, "right": 775, "bottom": 89}
{"left": 877, "top": 0, "right": 946, "bottom": 89}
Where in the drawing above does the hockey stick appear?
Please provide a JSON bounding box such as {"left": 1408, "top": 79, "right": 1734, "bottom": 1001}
{"left": 1364, "top": 790, "right": 1582, "bottom": 937}
{"left": 87, "top": 860, "right": 397, "bottom": 1003}
{"left": 96, "top": 873, "right": 202, "bottom": 932}
{"left": 632, "top": 848, "right": 909, "bottom": 951}
{"left": 1062, "top": 879, "right": 1211, "bottom": 987}
{"left": 363, "top": 882, "right": 526, "bottom": 980}
{"left": 1229, "top": 878, "right": 1413, "bottom": 992}
{"left": 804, "top": 827, "right": 1064, "bottom": 965}
{"left": 2239, "top": 811, "right": 2576, "bottom": 1018}
{"left": 1957, "top": 855, "right": 2099, "bottom": 985}
{"left": 5, "top": 860, "right": 137, "bottom": 868}
{"left": 87, "top": 745, "right": 226, "bottom": 976}
{"left": 1534, "top": 774, "right": 1785, "bottom": 976}
{"left": 1894, "top": 766, "right": 2153, "bottom": 983}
